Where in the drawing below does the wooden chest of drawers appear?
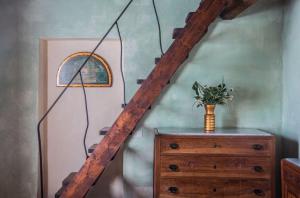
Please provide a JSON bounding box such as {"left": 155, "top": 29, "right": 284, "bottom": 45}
{"left": 281, "top": 158, "right": 300, "bottom": 198}
{"left": 154, "top": 129, "right": 275, "bottom": 198}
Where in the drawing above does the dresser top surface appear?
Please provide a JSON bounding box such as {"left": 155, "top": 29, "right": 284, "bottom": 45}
{"left": 156, "top": 128, "right": 273, "bottom": 136}
{"left": 284, "top": 158, "right": 300, "bottom": 167}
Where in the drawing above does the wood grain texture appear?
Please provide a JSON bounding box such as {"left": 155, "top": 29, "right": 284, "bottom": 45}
{"left": 160, "top": 156, "right": 271, "bottom": 179}
{"left": 59, "top": 1, "right": 228, "bottom": 197}
{"left": 159, "top": 136, "right": 273, "bottom": 156}
{"left": 159, "top": 178, "right": 271, "bottom": 198}
{"left": 154, "top": 132, "right": 275, "bottom": 197}
{"left": 154, "top": 134, "right": 161, "bottom": 198}
{"left": 281, "top": 159, "right": 300, "bottom": 198}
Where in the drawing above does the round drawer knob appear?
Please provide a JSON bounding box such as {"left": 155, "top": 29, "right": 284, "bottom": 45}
{"left": 168, "top": 187, "right": 178, "bottom": 194}
{"left": 169, "top": 164, "right": 178, "bottom": 171}
{"left": 213, "top": 143, "right": 221, "bottom": 148}
{"left": 254, "top": 166, "right": 263, "bottom": 173}
{"left": 252, "top": 144, "right": 263, "bottom": 150}
{"left": 169, "top": 143, "right": 179, "bottom": 149}
{"left": 254, "top": 189, "right": 265, "bottom": 196}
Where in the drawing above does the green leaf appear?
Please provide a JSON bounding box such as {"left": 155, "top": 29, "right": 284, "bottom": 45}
{"left": 192, "top": 81, "right": 200, "bottom": 96}
{"left": 192, "top": 79, "right": 234, "bottom": 106}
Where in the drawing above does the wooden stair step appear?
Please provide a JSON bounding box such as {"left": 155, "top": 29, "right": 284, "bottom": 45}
{"left": 122, "top": 103, "right": 151, "bottom": 110}
{"left": 88, "top": 144, "right": 97, "bottom": 154}
{"left": 138, "top": 78, "right": 170, "bottom": 85}
{"left": 99, "top": 127, "right": 111, "bottom": 135}
{"left": 185, "top": 12, "right": 195, "bottom": 23}
{"left": 56, "top": 172, "right": 86, "bottom": 197}
{"left": 55, "top": 187, "right": 64, "bottom": 198}
{"left": 55, "top": 172, "right": 77, "bottom": 197}
{"left": 155, "top": 57, "right": 161, "bottom": 64}
{"left": 137, "top": 79, "right": 144, "bottom": 84}
{"left": 88, "top": 144, "right": 120, "bottom": 161}
{"left": 62, "top": 172, "right": 77, "bottom": 186}
{"left": 172, "top": 28, "right": 184, "bottom": 39}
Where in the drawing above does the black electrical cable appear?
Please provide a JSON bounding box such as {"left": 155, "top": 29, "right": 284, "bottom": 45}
{"left": 152, "top": 0, "right": 164, "bottom": 55}
{"left": 79, "top": 71, "right": 89, "bottom": 159}
{"left": 82, "top": 22, "right": 124, "bottom": 161}
{"left": 81, "top": 20, "right": 125, "bottom": 161}
{"left": 37, "top": 1, "right": 134, "bottom": 197}
{"left": 116, "top": 22, "right": 126, "bottom": 105}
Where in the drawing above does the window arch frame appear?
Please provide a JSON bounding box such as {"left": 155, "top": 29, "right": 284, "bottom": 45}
{"left": 56, "top": 52, "right": 113, "bottom": 87}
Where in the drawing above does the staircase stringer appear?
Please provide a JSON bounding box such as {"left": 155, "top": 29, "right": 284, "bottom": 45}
{"left": 59, "top": 0, "right": 254, "bottom": 197}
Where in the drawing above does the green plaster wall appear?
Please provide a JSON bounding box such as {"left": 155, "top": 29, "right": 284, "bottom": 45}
{"left": 0, "top": 1, "right": 36, "bottom": 197}
{"left": 0, "top": 0, "right": 283, "bottom": 197}
{"left": 282, "top": 0, "right": 300, "bottom": 158}
{"left": 124, "top": 1, "right": 283, "bottom": 196}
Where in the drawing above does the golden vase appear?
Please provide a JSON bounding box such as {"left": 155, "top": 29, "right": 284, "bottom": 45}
{"left": 204, "top": 104, "right": 216, "bottom": 132}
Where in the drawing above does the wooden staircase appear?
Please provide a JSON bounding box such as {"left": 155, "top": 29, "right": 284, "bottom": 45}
{"left": 55, "top": 0, "right": 256, "bottom": 197}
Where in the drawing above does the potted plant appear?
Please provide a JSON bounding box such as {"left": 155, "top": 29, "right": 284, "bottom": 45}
{"left": 192, "top": 81, "right": 233, "bottom": 132}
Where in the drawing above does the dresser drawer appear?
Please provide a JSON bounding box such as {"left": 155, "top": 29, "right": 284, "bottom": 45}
{"left": 159, "top": 178, "right": 270, "bottom": 198}
{"left": 159, "top": 178, "right": 231, "bottom": 198}
{"left": 239, "top": 180, "right": 271, "bottom": 198}
{"left": 160, "top": 136, "right": 272, "bottom": 156}
{"left": 160, "top": 156, "right": 271, "bottom": 179}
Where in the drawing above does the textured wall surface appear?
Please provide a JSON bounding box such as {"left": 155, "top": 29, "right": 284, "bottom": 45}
{"left": 0, "top": 0, "right": 283, "bottom": 197}
{"left": 123, "top": 0, "right": 283, "bottom": 197}
{"left": 282, "top": 0, "right": 300, "bottom": 158}
{"left": 0, "top": 1, "right": 38, "bottom": 197}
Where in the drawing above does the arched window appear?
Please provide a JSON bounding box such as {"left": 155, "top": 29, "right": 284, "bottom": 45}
{"left": 57, "top": 52, "right": 112, "bottom": 87}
